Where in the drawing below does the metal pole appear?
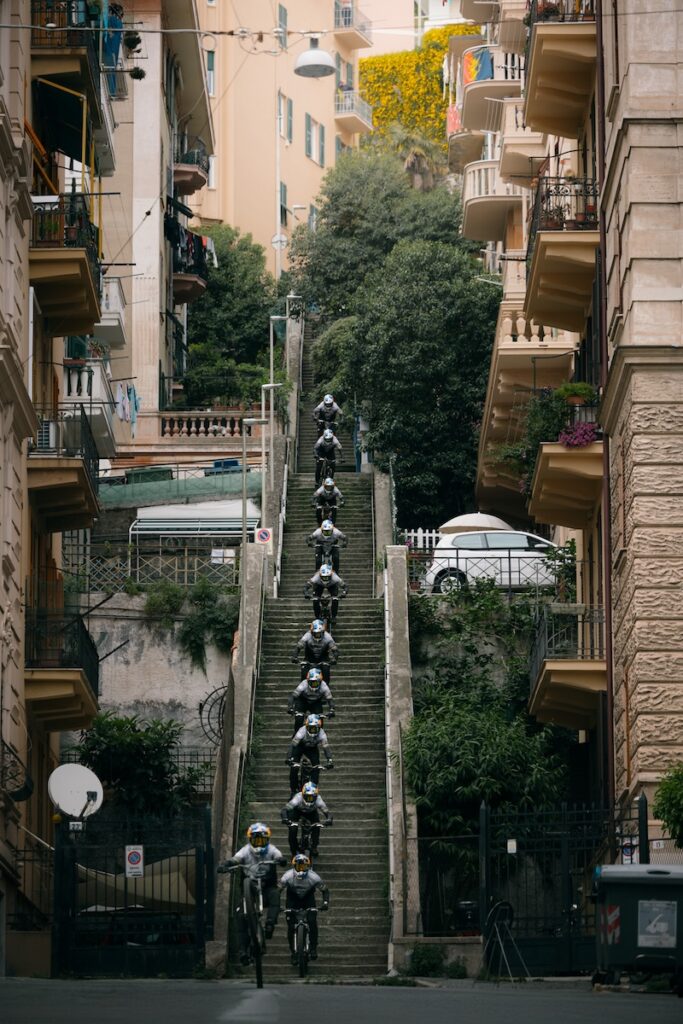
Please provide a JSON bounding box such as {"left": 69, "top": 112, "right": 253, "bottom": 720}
{"left": 269, "top": 319, "right": 275, "bottom": 491}
{"left": 241, "top": 427, "right": 247, "bottom": 666}
{"left": 261, "top": 386, "right": 266, "bottom": 525}
{"left": 275, "top": 91, "right": 281, "bottom": 281}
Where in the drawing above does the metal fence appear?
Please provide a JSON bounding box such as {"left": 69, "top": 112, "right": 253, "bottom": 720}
{"left": 30, "top": 193, "right": 100, "bottom": 290}
{"left": 31, "top": 1, "right": 101, "bottom": 97}
{"left": 9, "top": 833, "right": 54, "bottom": 931}
{"left": 406, "top": 549, "right": 562, "bottom": 596}
{"left": 97, "top": 462, "right": 262, "bottom": 509}
{"left": 62, "top": 532, "right": 242, "bottom": 593}
{"left": 530, "top": 604, "right": 605, "bottom": 695}
{"left": 24, "top": 610, "right": 100, "bottom": 700}
{"left": 62, "top": 748, "right": 217, "bottom": 797}
{"left": 403, "top": 836, "right": 480, "bottom": 937}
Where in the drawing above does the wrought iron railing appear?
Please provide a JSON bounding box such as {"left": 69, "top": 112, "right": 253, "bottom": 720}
{"left": 334, "top": 1, "right": 372, "bottom": 39}
{"left": 31, "top": 405, "right": 100, "bottom": 495}
{"left": 530, "top": 604, "right": 605, "bottom": 692}
{"left": 63, "top": 747, "right": 217, "bottom": 794}
{"left": 527, "top": 176, "right": 599, "bottom": 262}
{"left": 10, "top": 833, "right": 54, "bottom": 930}
{"left": 528, "top": 0, "right": 596, "bottom": 26}
{"left": 173, "top": 232, "right": 209, "bottom": 281}
{"left": 334, "top": 90, "right": 373, "bottom": 127}
{"left": 31, "top": 193, "right": 100, "bottom": 291}
{"left": 175, "top": 138, "right": 210, "bottom": 175}
{"left": 31, "top": 0, "right": 102, "bottom": 98}
{"left": 24, "top": 610, "right": 100, "bottom": 700}
{"left": 0, "top": 738, "right": 32, "bottom": 802}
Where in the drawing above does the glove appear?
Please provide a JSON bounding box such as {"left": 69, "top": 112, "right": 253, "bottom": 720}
{"left": 287, "top": 705, "right": 294, "bottom": 715}
{"left": 216, "top": 858, "right": 235, "bottom": 874}
{"left": 327, "top": 709, "right": 336, "bottom": 718}
{"left": 326, "top": 817, "right": 334, "bottom": 828}
{"left": 326, "top": 760, "right": 335, "bottom": 771}
{"left": 321, "top": 902, "right": 329, "bottom": 912}
{"left": 286, "top": 757, "right": 294, "bottom": 766}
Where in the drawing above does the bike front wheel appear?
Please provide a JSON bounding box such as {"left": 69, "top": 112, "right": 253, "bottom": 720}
{"left": 243, "top": 879, "right": 264, "bottom": 989}
{"left": 296, "top": 922, "right": 308, "bottom": 978}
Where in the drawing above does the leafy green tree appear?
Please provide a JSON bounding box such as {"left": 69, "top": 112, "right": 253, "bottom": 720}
{"left": 184, "top": 225, "right": 277, "bottom": 406}
{"left": 383, "top": 123, "right": 448, "bottom": 191}
{"left": 71, "top": 713, "right": 207, "bottom": 816}
{"left": 653, "top": 764, "right": 683, "bottom": 847}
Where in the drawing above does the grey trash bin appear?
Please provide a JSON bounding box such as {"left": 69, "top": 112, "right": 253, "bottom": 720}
{"left": 594, "top": 863, "right": 683, "bottom": 991}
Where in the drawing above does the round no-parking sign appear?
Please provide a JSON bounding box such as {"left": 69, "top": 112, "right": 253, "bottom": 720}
{"left": 125, "top": 845, "right": 144, "bottom": 877}
{"left": 256, "top": 528, "right": 272, "bottom": 545}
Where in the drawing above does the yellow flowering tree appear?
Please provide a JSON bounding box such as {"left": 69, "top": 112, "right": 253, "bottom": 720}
{"left": 359, "top": 24, "right": 480, "bottom": 153}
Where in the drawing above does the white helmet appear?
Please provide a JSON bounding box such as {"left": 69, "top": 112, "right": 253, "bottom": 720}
{"left": 323, "top": 428, "right": 334, "bottom": 443}
{"left": 320, "top": 564, "right": 333, "bottom": 580}
{"left": 323, "top": 394, "right": 334, "bottom": 407}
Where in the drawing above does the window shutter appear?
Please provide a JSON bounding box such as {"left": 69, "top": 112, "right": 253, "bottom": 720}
{"left": 305, "top": 113, "right": 312, "bottom": 158}
{"left": 278, "top": 4, "right": 288, "bottom": 49}
{"left": 287, "top": 98, "right": 293, "bottom": 142}
{"left": 280, "top": 181, "right": 287, "bottom": 225}
{"left": 335, "top": 53, "right": 342, "bottom": 87}
{"left": 319, "top": 124, "right": 325, "bottom": 167}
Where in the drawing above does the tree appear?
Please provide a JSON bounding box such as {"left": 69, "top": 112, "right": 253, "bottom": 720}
{"left": 185, "top": 225, "right": 277, "bottom": 405}
{"left": 384, "top": 123, "right": 448, "bottom": 191}
{"left": 653, "top": 764, "right": 683, "bottom": 847}
{"left": 70, "top": 713, "right": 207, "bottom": 816}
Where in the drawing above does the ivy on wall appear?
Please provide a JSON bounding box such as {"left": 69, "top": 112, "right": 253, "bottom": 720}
{"left": 359, "top": 24, "right": 480, "bottom": 152}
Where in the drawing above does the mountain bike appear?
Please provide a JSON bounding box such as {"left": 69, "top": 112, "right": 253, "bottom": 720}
{"left": 290, "top": 905, "right": 315, "bottom": 977}
{"left": 289, "top": 756, "right": 333, "bottom": 792}
{"left": 220, "top": 863, "right": 267, "bottom": 988}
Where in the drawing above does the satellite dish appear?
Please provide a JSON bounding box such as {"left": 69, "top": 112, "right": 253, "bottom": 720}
{"left": 48, "top": 764, "right": 104, "bottom": 819}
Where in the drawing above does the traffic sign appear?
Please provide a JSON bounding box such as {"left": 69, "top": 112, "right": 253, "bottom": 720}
{"left": 255, "top": 527, "right": 273, "bottom": 553}
{"left": 125, "top": 845, "right": 144, "bottom": 878}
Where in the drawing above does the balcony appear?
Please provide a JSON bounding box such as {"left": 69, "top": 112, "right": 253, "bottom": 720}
{"left": 30, "top": 1, "right": 103, "bottom": 128}
{"left": 334, "top": 1, "right": 372, "bottom": 48}
{"left": 27, "top": 406, "right": 100, "bottom": 532}
{"left": 174, "top": 138, "right": 210, "bottom": 196}
{"left": 524, "top": 0, "right": 597, "bottom": 138}
{"left": 93, "top": 76, "right": 116, "bottom": 176}
{"left": 446, "top": 104, "right": 484, "bottom": 173}
{"left": 461, "top": 0, "right": 498, "bottom": 21}
{"left": 172, "top": 231, "right": 209, "bottom": 304}
{"left": 498, "top": 0, "right": 528, "bottom": 53}
{"left": 476, "top": 306, "right": 577, "bottom": 512}
{"left": 526, "top": 176, "right": 600, "bottom": 332}
{"left": 93, "top": 276, "right": 127, "bottom": 348}
{"left": 334, "top": 90, "right": 373, "bottom": 134}
{"left": 461, "top": 159, "right": 524, "bottom": 242}
{"left": 24, "top": 611, "right": 99, "bottom": 732}
{"left": 498, "top": 99, "right": 546, "bottom": 188}
{"left": 29, "top": 194, "right": 101, "bottom": 335}
{"left": 459, "top": 46, "right": 523, "bottom": 132}
{"left": 62, "top": 359, "right": 117, "bottom": 458}
{"left": 529, "top": 433, "right": 604, "bottom": 528}
{"left": 529, "top": 604, "right": 606, "bottom": 729}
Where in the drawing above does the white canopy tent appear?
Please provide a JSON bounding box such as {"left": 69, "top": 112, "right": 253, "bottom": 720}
{"left": 439, "top": 512, "right": 513, "bottom": 534}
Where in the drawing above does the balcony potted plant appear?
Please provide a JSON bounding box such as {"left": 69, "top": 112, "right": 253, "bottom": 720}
{"left": 540, "top": 206, "right": 564, "bottom": 230}
{"left": 537, "top": 1, "right": 561, "bottom": 20}
{"left": 554, "top": 381, "right": 597, "bottom": 406}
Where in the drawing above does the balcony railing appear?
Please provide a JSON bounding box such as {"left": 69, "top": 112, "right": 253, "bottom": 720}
{"left": 173, "top": 232, "right": 209, "bottom": 280}
{"left": 334, "top": 1, "right": 372, "bottom": 40}
{"left": 175, "top": 138, "right": 210, "bottom": 176}
{"left": 24, "top": 611, "right": 100, "bottom": 702}
{"left": 32, "top": 405, "right": 100, "bottom": 495}
{"left": 528, "top": 0, "right": 595, "bottom": 26}
{"left": 528, "top": 176, "right": 599, "bottom": 259}
{"left": 1, "top": 738, "right": 32, "bottom": 803}
{"left": 334, "top": 90, "right": 373, "bottom": 127}
{"left": 31, "top": 0, "right": 101, "bottom": 98}
{"left": 30, "top": 193, "right": 100, "bottom": 291}
{"left": 530, "top": 604, "right": 605, "bottom": 694}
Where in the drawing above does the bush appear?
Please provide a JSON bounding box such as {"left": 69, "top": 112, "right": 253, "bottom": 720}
{"left": 405, "top": 944, "right": 445, "bottom": 977}
{"left": 653, "top": 763, "right": 683, "bottom": 847}
{"left": 444, "top": 957, "right": 468, "bottom": 979}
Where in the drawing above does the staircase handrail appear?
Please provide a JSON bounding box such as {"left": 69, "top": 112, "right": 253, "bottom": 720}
{"left": 294, "top": 313, "right": 305, "bottom": 475}
{"left": 370, "top": 468, "right": 377, "bottom": 599}
{"left": 274, "top": 438, "right": 290, "bottom": 597}
{"left": 383, "top": 567, "right": 398, "bottom": 957}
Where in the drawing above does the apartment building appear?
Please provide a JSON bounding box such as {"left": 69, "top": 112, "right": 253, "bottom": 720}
{"left": 0, "top": 0, "right": 214, "bottom": 975}
{"left": 459, "top": 0, "right": 683, "bottom": 816}
{"left": 193, "top": 0, "right": 373, "bottom": 277}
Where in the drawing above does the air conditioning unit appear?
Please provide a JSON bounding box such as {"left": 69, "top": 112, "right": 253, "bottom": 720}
{"left": 36, "top": 420, "right": 59, "bottom": 451}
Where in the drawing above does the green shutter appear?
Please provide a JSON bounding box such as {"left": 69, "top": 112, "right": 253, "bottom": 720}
{"left": 278, "top": 4, "right": 288, "bottom": 49}
{"left": 346, "top": 62, "right": 353, "bottom": 88}
{"left": 287, "top": 98, "right": 293, "bottom": 142}
{"left": 335, "top": 53, "right": 342, "bottom": 87}
{"left": 305, "top": 113, "right": 312, "bottom": 158}
{"left": 280, "top": 181, "right": 287, "bottom": 225}
{"left": 319, "top": 124, "right": 325, "bottom": 167}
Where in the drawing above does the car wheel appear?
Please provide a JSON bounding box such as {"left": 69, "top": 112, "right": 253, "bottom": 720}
{"left": 435, "top": 570, "right": 466, "bottom": 594}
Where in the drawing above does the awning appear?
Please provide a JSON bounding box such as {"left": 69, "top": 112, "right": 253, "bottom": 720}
{"left": 129, "top": 499, "right": 261, "bottom": 539}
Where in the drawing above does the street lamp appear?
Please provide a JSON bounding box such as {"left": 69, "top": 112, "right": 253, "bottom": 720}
{"left": 293, "top": 37, "right": 336, "bottom": 78}
{"left": 241, "top": 416, "right": 267, "bottom": 665}
{"left": 269, "top": 315, "right": 287, "bottom": 491}
{"left": 261, "top": 381, "right": 283, "bottom": 521}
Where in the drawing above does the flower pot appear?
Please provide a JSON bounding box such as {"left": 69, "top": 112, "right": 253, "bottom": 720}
{"left": 566, "top": 395, "right": 586, "bottom": 406}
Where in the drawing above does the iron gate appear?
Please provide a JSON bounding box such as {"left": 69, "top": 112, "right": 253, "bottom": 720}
{"left": 52, "top": 807, "right": 214, "bottom": 978}
{"left": 480, "top": 804, "right": 615, "bottom": 975}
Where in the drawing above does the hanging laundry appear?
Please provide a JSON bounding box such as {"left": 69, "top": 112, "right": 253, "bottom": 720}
{"left": 128, "top": 385, "right": 141, "bottom": 438}
{"left": 203, "top": 236, "right": 218, "bottom": 268}
{"left": 115, "top": 382, "right": 125, "bottom": 420}
{"left": 122, "top": 386, "right": 130, "bottom": 422}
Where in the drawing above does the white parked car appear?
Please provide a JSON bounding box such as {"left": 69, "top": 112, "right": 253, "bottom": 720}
{"left": 421, "top": 530, "right": 557, "bottom": 594}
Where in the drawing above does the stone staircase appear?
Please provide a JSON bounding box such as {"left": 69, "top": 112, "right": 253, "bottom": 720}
{"left": 244, "top": 327, "right": 389, "bottom": 979}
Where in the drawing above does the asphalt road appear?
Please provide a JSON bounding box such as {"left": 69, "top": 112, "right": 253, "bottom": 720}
{"left": 1, "top": 979, "right": 682, "bottom": 1024}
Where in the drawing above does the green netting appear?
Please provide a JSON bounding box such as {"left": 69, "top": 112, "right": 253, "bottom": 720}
{"left": 98, "top": 471, "right": 263, "bottom": 509}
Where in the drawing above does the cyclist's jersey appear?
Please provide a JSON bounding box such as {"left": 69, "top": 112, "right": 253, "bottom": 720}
{"left": 313, "top": 485, "right": 343, "bottom": 506}
{"left": 292, "top": 680, "right": 333, "bottom": 703}
{"left": 309, "top": 527, "right": 346, "bottom": 549}
{"left": 278, "top": 868, "right": 326, "bottom": 898}
{"left": 292, "top": 725, "right": 329, "bottom": 749}
{"left": 297, "top": 631, "right": 337, "bottom": 661}
{"left": 231, "top": 843, "right": 284, "bottom": 880}
{"left": 285, "top": 792, "right": 329, "bottom": 816}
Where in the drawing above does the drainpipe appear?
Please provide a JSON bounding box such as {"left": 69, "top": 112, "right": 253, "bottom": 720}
{"left": 595, "top": 0, "right": 615, "bottom": 806}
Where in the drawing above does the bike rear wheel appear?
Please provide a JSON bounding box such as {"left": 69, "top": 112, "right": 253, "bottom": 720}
{"left": 243, "top": 879, "right": 264, "bottom": 989}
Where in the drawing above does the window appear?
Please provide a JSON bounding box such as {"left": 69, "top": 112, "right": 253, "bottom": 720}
{"left": 336, "top": 136, "right": 351, "bottom": 158}
{"left": 308, "top": 205, "right": 318, "bottom": 230}
{"left": 280, "top": 181, "right": 288, "bottom": 226}
{"left": 485, "top": 532, "right": 528, "bottom": 550}
{"left": 305, "top": 114, "right": 325, "bottom": 166}
{"left": 208, "top": 155, "right": 216, "bottom": 189}
{"left": 450, "top": 533, "right": 486, "bottom": 549}
{"left": 206, "top": 51, "right": 215, "bottom": 96}
{"left": 345, "top": 61, "right": 354, "bottom": 89}
{"left": 278, "top": 4, "right": 288, "bottom": 50}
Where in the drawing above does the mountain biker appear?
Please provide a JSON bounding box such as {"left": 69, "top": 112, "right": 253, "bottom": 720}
{"left": 288, "top": 667, "right": 335, "bottom": 730}
{"left": 307, "top": 519, "right": 347, "bottom": 573}
{"left": 280, "top": 782, "right": 333, "bottom": 857}
{"left": 278, "top": 853, "right": 330, "bottom": 963}
{"left": 292, "top": 619, "right": 338, "bottom": 682}
{"left": 304, "top": 563, "right": 347, "bottom": 627}
{"left": 286, "top": 713, "right": 334, "bottom": 794}
{"left": 216, "top": 822, "right": 286, "bottom": 963}
{"left": 312, "top": 394, "right": 342, "bottom": 436}
{"left": 312, "top": 477, "right": 344, "bottom": 525}
{"left": 313, "top": 429, "right": 342, "bottom": 485}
